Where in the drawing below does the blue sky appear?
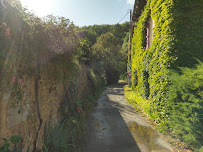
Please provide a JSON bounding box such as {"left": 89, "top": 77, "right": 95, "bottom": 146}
{"left": 20, "top": 0, "right": 134, "bottom": 27}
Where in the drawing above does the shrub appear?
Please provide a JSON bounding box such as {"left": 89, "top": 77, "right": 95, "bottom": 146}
{"left": 130, "top": 0, "right": 203, "bottom": 149}
{"left": 165, "top": 61, "right": 203, "bottom": 149}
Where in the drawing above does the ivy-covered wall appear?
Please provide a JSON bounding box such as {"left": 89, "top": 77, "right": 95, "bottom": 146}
{"left": 130, "top": 0, "right": 203, "bottom": 149}
{"left": 131, "top": 0, "right": 175, "bottom": 119}
{"left": 171, "top": 0, "right": 203, "bottom": 68}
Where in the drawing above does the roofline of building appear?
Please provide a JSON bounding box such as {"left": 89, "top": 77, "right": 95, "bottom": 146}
{"left": 131, "top": 0, "right": 147, "bottom": 22}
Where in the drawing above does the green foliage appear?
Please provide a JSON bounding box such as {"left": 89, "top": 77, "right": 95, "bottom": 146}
{"left": 170, "top": 0, "right": 203, "bottom": 68}
{"left": 83, "top": 22, "right": 129, "bottom": 47}
{"left": 124, "top": 85, "right": 151, "bottom": 114}
{"left": 92, "top": 33, "right": 125, "bottom": 84}
{"left": 120, "top": 32, "right": 129, "bottom": 80}
{"left": 44, "top": 118, "right": 86, "bottom": 152}
{"left": 121, "top": 32, "right": 130, "bottom": 55}
{"left": 78, "top": 39, "right": 92, "bottom": 65}
{"left": 44, "top": 84, "right": 106, "bottom": 152}
{"left": 87, "top": 69, "right": 103, "bottom": 92}
{"left": 130, "top": 0, "right": 203, "bottom": 149}
{"left": 0, "top": 1, "right": 82, "bottom": 80}
{"left": 165, "top": 62, "right": 203, "bottom": 149}
{"left": 199, "top": 146, "right": 203, "bottom": 152}
{"left": 110, "top": 23, "right": 129, "bottom": 41}
{"left": 0, "top": 136, "right": 23, "bottom": 152}
{"left": 80, "top": 22, "right": 129, "bottom": 82}
{"left": 131, "top": 0, "right": 175, "bottom": 119}
{"left": 0, "top": 1, "right": 106, "bottom": 151}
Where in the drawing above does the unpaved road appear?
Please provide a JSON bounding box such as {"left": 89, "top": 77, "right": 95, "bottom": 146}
{"left": 80, "top": 83, "right": 175, "bottom": 152}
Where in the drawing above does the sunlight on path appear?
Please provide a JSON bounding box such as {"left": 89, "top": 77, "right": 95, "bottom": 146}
{"left": 80, "top": 83, "right": 175, "bottom": 152}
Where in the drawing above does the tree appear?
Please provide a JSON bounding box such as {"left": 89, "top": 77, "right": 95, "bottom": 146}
{"left": 92, "top": 33, "right": 125, "bottom": 84}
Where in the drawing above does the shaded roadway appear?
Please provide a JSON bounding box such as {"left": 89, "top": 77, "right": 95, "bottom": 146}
{"left": 80, "top": 82, "right": 175, "bottom": 152}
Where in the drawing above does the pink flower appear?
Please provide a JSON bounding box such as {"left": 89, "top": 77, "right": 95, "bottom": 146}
{"left": 6, "top": 28, "right": 10, "bottom": 36}
{"left": 83, "top": 113, "right": 86, "bottom": 117}
{"left": 76, "top": 107, "right": 81, "bottom": 112}
{"left": 78, "top": 74, "right": 80, "bottom": 77}
{"left": 2, "top": 22, "right": 7, "bottom": 26}
{"left": 12, "top": 75, "right": 16, "bottom": 83}
{"left": 66, "top": 71, "right": 70, "bottom": 74}
{"left": 19, "top": 79, "right": 23, "bottom": 84}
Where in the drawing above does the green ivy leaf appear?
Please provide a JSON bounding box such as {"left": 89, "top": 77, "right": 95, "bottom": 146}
{"left": 10, "top": 136, "right": 23, "bottom": 144}
{"left": 2, "top": 138, "right": 8, "bottom": 143}
{"left": 2, "top": 143, "right": 10, "bottom": 150}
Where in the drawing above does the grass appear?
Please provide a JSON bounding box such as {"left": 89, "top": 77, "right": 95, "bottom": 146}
{"left": 44, "top": 85, "right": 108, "bottom": 152}
{"left": 124, "top": 85, "right": 150, "bottom": 114}
{"left": 123, "top": 85, "right": 195, "bottom": 152}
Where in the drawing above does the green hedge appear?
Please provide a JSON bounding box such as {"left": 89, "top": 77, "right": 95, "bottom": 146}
{"left": 166, "top": 62, "right": 203, "bottom": 148}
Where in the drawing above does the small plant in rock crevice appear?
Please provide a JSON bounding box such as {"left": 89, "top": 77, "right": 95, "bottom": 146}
{"left": 0, "top": 136, "right": 23, "bottom": 152}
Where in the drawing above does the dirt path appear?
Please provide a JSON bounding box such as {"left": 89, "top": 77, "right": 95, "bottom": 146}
{"left": 80, "top": 83, "right": 175, "bottom": 152}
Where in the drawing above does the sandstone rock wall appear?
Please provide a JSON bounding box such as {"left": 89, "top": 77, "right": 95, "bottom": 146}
{"left": 0, "top": 60, "right": 91, "bottom": 151}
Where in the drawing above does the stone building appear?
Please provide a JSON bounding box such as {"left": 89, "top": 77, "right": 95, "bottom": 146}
{"left": 129, "top": 0, "right": 202, "bottom": 97}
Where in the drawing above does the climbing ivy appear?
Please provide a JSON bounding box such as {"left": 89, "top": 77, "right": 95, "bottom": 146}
{"left": 131, "top": 0, "right": 175, "bottom": 121}
{"left": 130, "top": 0, "right": 203, "bottom": 149}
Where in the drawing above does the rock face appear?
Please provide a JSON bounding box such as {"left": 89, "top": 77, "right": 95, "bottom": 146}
{"left": 0, "top": 1, "right": 103, "bottom": 151}
{"left": 0, "top": 62, "right": 91, "bottom": 151}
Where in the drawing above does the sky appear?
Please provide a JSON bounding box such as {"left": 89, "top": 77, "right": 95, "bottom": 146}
{"left": 19, "top": 0, "right": 134, "bottom": 27}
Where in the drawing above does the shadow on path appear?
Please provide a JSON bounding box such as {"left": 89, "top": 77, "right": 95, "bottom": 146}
{"left": 80, "top": 82, "right": 174, "bottom": 152}
{"left": 80, "top": 83, "right": 140, "bottom": 152}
